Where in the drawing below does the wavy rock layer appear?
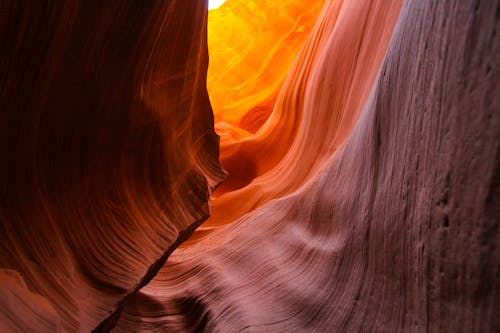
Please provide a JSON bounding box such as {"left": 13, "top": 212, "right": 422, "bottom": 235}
{"left": 0, "top": 0, "right": 498, "bottom": 332}
{"left": 191, "top": 0, "right": 403, "bottom": 244}
{"left": 0, "top": 1, "right": 224, "bottom": 331}
{"left": 115, "top": 0, "right": 499, "bottom": 331}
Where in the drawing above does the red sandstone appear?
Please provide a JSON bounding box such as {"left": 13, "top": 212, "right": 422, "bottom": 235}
{"left": 0, "top": 0, "right": 498, "bottom": 332}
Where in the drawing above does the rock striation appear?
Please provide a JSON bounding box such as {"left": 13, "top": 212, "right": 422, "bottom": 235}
{"left": 0, "top": 0, "right": 498, "bottom": 332}
{"left": 0, "top": 1, "right": 224, "bottom": 331}
{"left": 194, "top": 0, "right": 403, "bottom": 244}
{"left": 115, "top": 0, "right": 500, "bottom": 331}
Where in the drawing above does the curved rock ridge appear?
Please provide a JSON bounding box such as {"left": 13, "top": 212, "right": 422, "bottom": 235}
{"left": 0, "top": 270, "right": 61, "bottom": 332}
{"left": 191, "top": 0, "right": 403, "bottom": 243}
{"left": 0, "top": 0, "right": 498, "bottom": 331}
{"left": 114, "top": 0, "right": 499, "bottom": 331}
{"left": 0, "top": 1, "right": 225, "bottom": 331}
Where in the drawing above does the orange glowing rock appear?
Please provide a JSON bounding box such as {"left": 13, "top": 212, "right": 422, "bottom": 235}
{"left": 116, "top": 0, "right": 500, "bottom": 331}
{"left": 207, "top": 0, "right": 325, "bottom": 132}
{"left": 191, "top": 0, "right": 403, "bottom": 243}
{"left": 1, "top": 0, "right": 498, "bottom": 331}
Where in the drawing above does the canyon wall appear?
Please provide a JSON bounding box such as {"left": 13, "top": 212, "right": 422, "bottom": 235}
{"left": 195, "top": 0, "right": 403, "bottom": 244}
{"left": 0, "top": 1, "right": 225, "bottom": 331}
{"left": 116, "top": 0, "right": 500, "bottom": 331}
{"left": 0, "top": 0, "right": 498, "bottom": 332}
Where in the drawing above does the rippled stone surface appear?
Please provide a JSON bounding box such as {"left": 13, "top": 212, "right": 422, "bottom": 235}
{"left": 0, "top": 0, "right": 498, "bottom": 332}
{"left": 193, "top": 0, "right": 403, "bottom": 245}
{"left": 0, "top": 1, "right": 224, "bottom": 331}
{"left": 117, "top": 0, "right": 500, "bottom": 331}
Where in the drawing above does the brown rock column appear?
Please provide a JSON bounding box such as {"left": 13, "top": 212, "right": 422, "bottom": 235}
{"left": 0, "top": 1, "right": 224, "bottom": 331}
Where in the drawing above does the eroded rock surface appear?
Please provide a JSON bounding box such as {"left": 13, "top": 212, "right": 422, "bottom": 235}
{"left": 0, "top": 1, "right": 224, "bottom": 331}
{"left": 116, "top": 0, "right": 499, "bottom": 331}
{"left": 0, "top": 0, "right": 498, "bottom": 332}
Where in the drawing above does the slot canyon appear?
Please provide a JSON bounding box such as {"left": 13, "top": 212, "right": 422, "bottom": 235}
{"left": 0, "top": 0, "right": 498, "bottom": 332}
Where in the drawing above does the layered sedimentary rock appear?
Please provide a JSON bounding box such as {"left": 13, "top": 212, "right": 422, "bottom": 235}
{"left": 0, "top": 1, "right": 225, "bottom": 331}
{"left": 115, "top": 0, "right": 499, "bottom": 331}
{"left": 0, "top": 0, "right": 499, "bottom": 332}
{"left": 193, "top": 0, "right": 403, "bottom": 244}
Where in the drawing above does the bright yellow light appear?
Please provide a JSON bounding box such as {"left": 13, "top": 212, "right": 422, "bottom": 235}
{"left": 209, "top": 0, "right": 227, "bottom": 10}
{"left": 207, "top": 0, "right": 325, "bottom": 132}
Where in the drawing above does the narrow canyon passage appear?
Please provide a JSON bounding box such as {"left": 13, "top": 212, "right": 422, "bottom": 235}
{"left": 188, "top": 0, "right": 403, "bottom": 244}
{"left": 0, "top": 0, "right": 498, "bottom": 332}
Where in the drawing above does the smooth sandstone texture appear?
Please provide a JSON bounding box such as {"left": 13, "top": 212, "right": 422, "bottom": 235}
{"left": 207, "top": 0, "right": 324, "bottom": 199}
{"left": 0, "top": 0, "right": 498, "bottom": 332}
{"left": 115, "top": 0, "right": 499, "bottom": 331}
{"left": 0, "top": 270, "right": 61, "bottom": 332}
{"left": 0, "top": 1, "right": 224, "bottom": 331}
{"left": 190, "top": 0, "right": 403, "bottom": 244}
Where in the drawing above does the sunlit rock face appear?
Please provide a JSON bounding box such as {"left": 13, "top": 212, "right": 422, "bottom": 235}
{"left": 207, "top": 0, "right": 325, "bottom": 130}
{"left": 192, "top": 0, "right": 403, "bottom": 243}
{"left": 1, "top": 0, "right": 499, "bottom": 332}
{"left": 195, "top": 0, "right": 326, "bottom": 241}
{"left": 117, "top": 0, "right": 500, "bottom": 331}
